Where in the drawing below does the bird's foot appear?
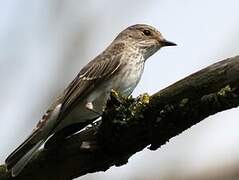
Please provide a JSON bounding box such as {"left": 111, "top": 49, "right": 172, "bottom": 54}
{"left": 89, "top": 118, "right": 101, "bottom": 135}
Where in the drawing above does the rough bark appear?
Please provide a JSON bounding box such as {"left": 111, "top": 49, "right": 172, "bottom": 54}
{"left": 1, "top": 55, "right": 239, "bottom": 180}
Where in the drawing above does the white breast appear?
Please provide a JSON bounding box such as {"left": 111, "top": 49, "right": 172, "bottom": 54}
{"left": 113, "top": 55, "right": 145, "bottom": 96}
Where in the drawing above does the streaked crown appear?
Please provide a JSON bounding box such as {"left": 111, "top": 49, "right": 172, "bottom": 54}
{"left": 114, "top": 24, "right": 176, "bottom": 59}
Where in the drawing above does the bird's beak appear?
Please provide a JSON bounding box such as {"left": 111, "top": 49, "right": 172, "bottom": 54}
{"left": 160, "top": 39, "right": 177, "bottom": 47}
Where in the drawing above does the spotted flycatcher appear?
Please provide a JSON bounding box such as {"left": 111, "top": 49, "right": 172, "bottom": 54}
{"left": 6, "top": 24, "right": 176, "bottom": 176}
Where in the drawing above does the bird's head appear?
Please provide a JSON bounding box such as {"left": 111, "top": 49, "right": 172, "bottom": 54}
{"left": 115, "top": 24, "right": 177, "bottom": 59}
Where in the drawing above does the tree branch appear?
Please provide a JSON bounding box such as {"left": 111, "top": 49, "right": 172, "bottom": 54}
{"left": 1, "top": 55, "right": 239, "bottom": 180}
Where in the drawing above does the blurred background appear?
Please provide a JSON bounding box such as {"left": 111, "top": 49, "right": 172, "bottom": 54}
{"left": 0, "top": 0, "right": 239, "bottom": 179}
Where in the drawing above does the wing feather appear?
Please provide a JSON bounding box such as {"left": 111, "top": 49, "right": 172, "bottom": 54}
{"left": 60, "top": 43, "right": 125, "bottom": 117}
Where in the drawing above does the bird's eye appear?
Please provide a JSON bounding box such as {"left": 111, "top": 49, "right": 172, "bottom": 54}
{"left": 143, "top": 30, "right": 151, "bottom": 36}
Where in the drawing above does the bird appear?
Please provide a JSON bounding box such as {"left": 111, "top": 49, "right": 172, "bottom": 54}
{"left": 5, "top": 24, "right": 176, "bottom": 176}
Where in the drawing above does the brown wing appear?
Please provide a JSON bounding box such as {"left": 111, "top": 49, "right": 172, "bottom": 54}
{"left": 5, "top": 43, "right": 125, "bottom": 174}
{"left": 27, "top": 43, "right": 124, "bottom": 134}
{"left": 59, "top": 47, "right": 124, "bottom": 118}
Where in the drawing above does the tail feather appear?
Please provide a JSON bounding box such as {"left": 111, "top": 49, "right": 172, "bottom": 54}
{"left": 5, "top": 104, "right": 62, "bottom": 176}
{"left": 11, "top": 140, "right": 45, "bottom": 177}
{"left": 5, "top": 129, "right": 43, "bottom": 169}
